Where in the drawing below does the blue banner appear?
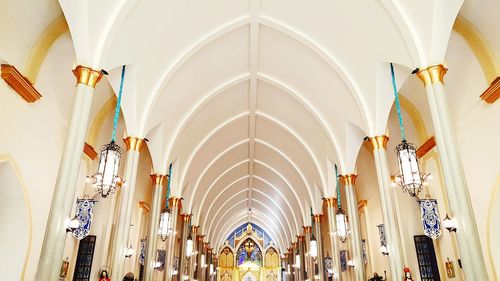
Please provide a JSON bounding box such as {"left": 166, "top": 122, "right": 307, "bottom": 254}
{"left": 72, "top": 198, "right": 97, "bottom": 240}
{"left": 419, "top": 199, "right": 442, "bottom": 239}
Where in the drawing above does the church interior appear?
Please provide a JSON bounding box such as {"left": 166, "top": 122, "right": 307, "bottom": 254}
{"left": 0, "top": 0, "right": 499, "bottom": 280}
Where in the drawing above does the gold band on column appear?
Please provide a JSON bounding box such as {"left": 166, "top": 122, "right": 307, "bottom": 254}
{"left": 323, "top": 197, "right": 337, "bottom": 207}
{"left": 139, "top": 201, "right": 150, "bottom": 213}
{"left": 150, "top": 174, "right": 167, "bottom": 185}
{"left": 197, "top": 235, "right": 205, "bottom": 241}
{"left": 124, "top": 137, "right": 145, "bottom": 151}
{"left": 417, "top": 64, "right": 448, "bottom": 86}
{"left": 297, "top": 235, "right": 305, "bottom": 242}
{"left": 313, "top": 214, "right": 323, "bottom": 222}
{"left": 169, "top": 197, "right": 181, "bottom": 207}
{"left": 303, "top": 226, "right": 312, "bottom": 234}
{"left": 341, "top": 174, "right": 358, "bottom": 186}
{"left": 181, "top": 213, "right": 191, "bottom": 222}
{"left": 369, "top": 135, "right": 389, "bottom": 150}
{"left": 191, "top": 225, "right": 199, "bottom": 234}
{"left": 292, "top": 242, "right": 298, "bottom": 249}
{"left": 72, "top": 65, "right": 103, "bottom": 88}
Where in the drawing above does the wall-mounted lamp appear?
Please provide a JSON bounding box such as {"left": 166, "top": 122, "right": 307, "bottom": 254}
{"left": 443, "top": 214, "right": 457, "bottom": 232}
{"left": 347, "top": 260, "right": 355, "bottom": 268}
{"left": 66, "top": 217, "right": 80, "bottom": 233}
{"left": 380, "top": 245, "right": 389, "bottom": 256}
{"left": 125, "top": 245, "right": 134, "bottom": 258}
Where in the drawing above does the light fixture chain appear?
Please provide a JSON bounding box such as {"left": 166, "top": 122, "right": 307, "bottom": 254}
{"left": 335, "top": 164, "right": 341, "bottom": 209}
{"left": 390, "top": 63, "right": 406, "bottom": 141}
{"left": 111, "top": 65, "right": 126, "bottom": 142}
{"left": 166, "top": 163, "right": 172, "bottom": 209}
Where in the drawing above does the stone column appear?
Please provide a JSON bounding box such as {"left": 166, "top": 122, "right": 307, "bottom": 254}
{"left": 188, "top": 226, "right": 199, "bottom": 280}
{"left": 196, "top": 234, "right": 205, "bottom": 281}
{"left": 297, "top": 236, "right": 306, "bottom": 281}
{"left": 178, "top": 214, "right": 191, "bottom": 281}
{"left": 110, "top": 137, "right": 145, "bottom": 277}
{"left": 324, "top": 198, "right": 342, "bottom": 281}
{"left": 417, "top": 65, "right": 489, "bottom": 280}
{"left": 35, "top": 66, "right": 103, "bottom": 280}
{"left": 145, "top": 174, "right": 166, "bottom": 281}
{"left": 292, "top": 243, "right": 298, "bottom": 281}
{"left": 369, "top": 136, "right": 405, "bottom": 280}
{"left": 313, "top": 215, "right": 324, "bottom": 281}
{"left": 303, "top": 226, "right": 313, "bottom": 281}
{"left": 283, "top": 253, "right": 289, "bottom": 281}
{"left": 341, "top": 175, "right": 365, "bottom": 281}
{"left": 165, "top": 197, "right": 181, "bottom": 280}
{"left": 206, "top": 248, "right": 213, "bottom": 281}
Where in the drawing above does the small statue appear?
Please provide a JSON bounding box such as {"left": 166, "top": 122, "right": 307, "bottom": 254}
{"left": 403, "top": 267, "right": 414, "bottom": 281}
{"left": 98, "top": 270, "right": 111, "bottom": 281}
{"left": 369, "top": 272, "right": 384, "bottom": 281}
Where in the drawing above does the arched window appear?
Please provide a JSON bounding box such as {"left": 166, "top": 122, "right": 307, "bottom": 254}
{"left": 265, "top": 247, "right": 280, "bottom": 268}
{"left": 219, "top": 247, "right": 234, "bottom": 268}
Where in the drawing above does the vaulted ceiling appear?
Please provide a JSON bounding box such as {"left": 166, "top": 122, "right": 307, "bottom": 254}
{"left": 6, "top": 0, "right": 498, "bottom": 252}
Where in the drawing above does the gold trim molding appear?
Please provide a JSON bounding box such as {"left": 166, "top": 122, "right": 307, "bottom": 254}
{"left": 416, "top": 137, "right": 436, "bottom": 159}
{"left": 313, "top": 214, "right": 323, "bottom": 222}
{"left": 124, "top": 137, "right": 145, "bottom": 151}
{"left": 169, "top": 197, "right": 182, "bottom": 207}
{"left": 323, "top": 197, "right": 337, "bottom": 207}
{"left": 417, "top": 64, "right": 448, "bottom": 86}
{"left": 83, "top": 142, "right": 97, "bottom": 160}
{"left": 341, "top": 174, "right": 358, "bottom": 186}
{"left": 151, "top": 174, "right": 167, "bottom": 186}
{"left": 72, "top": 65, "right": 103, "bottom": 88}
{"left": 303, "top": 226, "right": 312, "bottom": 233}
{"left": 139, "top": 201, "right": 150, "bottom": 213}
{"left": 357, "top": 200, "right": 367, "bottom": 210}
{"left": 1, "top": 64, "right": 42, "bottom": 103}
{"left": 181, "top": 213, "right": 191, "bottom": 222}
{"left": 369, "top": 135, "right": 389, "bottom": 151}
{"left": 191, "top": 225, "right": 199, "bottom": 233}
{"left": 480, "top": 76, "right": 500, "bottom": 104}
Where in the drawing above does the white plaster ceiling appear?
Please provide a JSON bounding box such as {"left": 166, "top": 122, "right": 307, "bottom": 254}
{"left": 3, "top": 0, "right": 480, "bottom": 251}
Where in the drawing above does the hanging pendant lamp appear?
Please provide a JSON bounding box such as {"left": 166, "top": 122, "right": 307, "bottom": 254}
{"left": 335, "top": 165, "right": 349, "bottom": 243}
{"left": 186, "top": 217, "right": 194, "bottom": 258}
{"left": 159, "top": 163, "right": 174, "bottom": 241}
{"left": 87, "top": 66, "right": 127, "bottom": 198}
{"left": 390, "top": 63, "right": 430, "bottom": 197}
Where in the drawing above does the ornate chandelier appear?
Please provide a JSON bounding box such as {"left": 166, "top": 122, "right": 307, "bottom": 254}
{"left": 87, "top": 66, "right": 127, "bottom": 197}
{"left": 335, "top": 165, "right": 349, "bottom": 243}
{"left": 159, "top": 164, "right": 173, "bottom": 241}
{"left": 390, "top": 63, "right": 430, "bottom": 197}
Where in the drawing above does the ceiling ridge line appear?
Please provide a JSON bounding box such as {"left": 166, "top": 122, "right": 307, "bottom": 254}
{"left": 247, "top": 0, "right": 261, "bottom": 215}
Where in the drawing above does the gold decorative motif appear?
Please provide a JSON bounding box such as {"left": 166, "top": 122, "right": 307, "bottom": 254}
{"left": 83, "top": 142, "right": 97, "bottom": 160}
{"left": 204, "top": 242, "right": 209, "bottom": 249}
{"left": 313, "top": 214, "right": 323, "bottom": 222}
{"left": 197, "top": 235, "right": 205, "bottom": 241}
{"left": 169, "top": 197, "right": 181, "bottom": 207}
{"left": 139, "top": 201, "right": 150, "bottom": 213}
{"left": 303, "top": 226, "right": 312, "bottom": 233}
{"left": 1, "top": 64, "right": 42, "bottom": 103}
{"left": 150, "top": 174, "right": 167, "bottom": 185}
{"left": 297, "top": 235, "right": 305, "bottom": 242}
{"left": 417, "top": 64, "right": 448, "bottom": 86}
{"left": 357, "top": 200, "right": 368, "bottom": 210}
{"left": 480, "top": 76, "right": 500, "bottom": 104}
{"left": 208, "top": 248, "right": 213, "bottom": 254}
{"left": 191, "top": 225, "right": 199, "bottom": 233}
{"left": 369, "top": 135, "right": 389, "bottom": 150}
{"left": 72, "top": 65, "right": 103, "bottom": 88}
{"left": 323, "top": 197, "right": 337, "bottom": 207}
{"left": 181, "top": 213, "right": 191, "bottom": 222}
{"left": 124, "top": 137, "right": 145, "bottom": 151}
{"left": 291, "top": 242, "right": 298, "bottom": 249}
{"left": 340, "top": 174, "right": 358, "bottom": 186}
{"left": 416, "top": 137, "right": 436, "bottom": 159}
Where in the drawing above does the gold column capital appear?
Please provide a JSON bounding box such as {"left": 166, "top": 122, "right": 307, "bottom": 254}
{"left": 291, "top": 242, "right": 298, "bottom": 249}
{"left": 303, "top": 226, "right": 312, "bottom": 233}
{"left": 288, "top": 247, "right": 293, "bottom": 253}
{"left": 169, "top": 197, "right": 182, "bottom": 207}
{"left": 340, "top": 174, "right": 358, "bottom": 186}
{"left": 284, "top": 253, "right": 289, "bottom": 258}
{"left": 313, "top": 214, "right": 323, "bottom": 222}
{"left": 150, "top": 174, "right": 167, "bottom": 185}
{"left": 323, "top": 197, "right": 338, "bottom": 207}
{"left": 417, "top": 64, "right": 448, "bottom": 86}
{"left": 138, "top": 201, "right": 150, "bottom": 213}
{"left": 203, "top": 242, "right": 209, "bottom": 249}
{"left": 181, "top": 213, "right": 191, "bottom": 222}
{"left": 297, "top": 235, "right": 305, "bottom": 242}
{"left": 191, "top": 225, "right": 199, "bottom": 233}
{"left": 369, "top": 135, "right": 389, "bottom": 150}
{"left": 208, "top": 248, "right": 213, "bottom": 254}
{"left": 124, "top": 137, "right": 145, "bottom": 151}
{"left": 197, "top": 234, "right": 205, "bottom": 241}
{"left": 72, "top": 65, "right": 103, "bottom": 88}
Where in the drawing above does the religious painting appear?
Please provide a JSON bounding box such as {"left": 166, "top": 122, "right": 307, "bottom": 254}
{"left": 237, "top": 238, "right": 262, "bottom": 267}
{"left": 139, "top": 239, "right": 147, "bottom": 265}
{"left": 361, "top": 239, "right": 368, "bottom": 264}
{"left": 339, "top": 250, "right": 348, "bottom": 272}
{"left": 59, "top": 258, "right": 69, "bottom": 278}
{"left": 445, "top": 258, "right": 455, "bottom": 277}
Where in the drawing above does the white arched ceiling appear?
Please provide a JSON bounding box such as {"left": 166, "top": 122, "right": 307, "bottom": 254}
{"left": 57, "top": 0, "right": 465, "bottom": 248}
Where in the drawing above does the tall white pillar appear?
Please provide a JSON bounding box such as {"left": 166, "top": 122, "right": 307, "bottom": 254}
{"left": 341, "top": 175, "right": 365, "bottom": 281}
{"left": 313, "top": 215, "right": 325, "bottom": 281}
{"left": 110, "top": 137, "right": 145, "bottom": 278}
{"left": 35, "top": 66, "right": 103, "bottom": 280}
{"left": 188, "top": 226, "right": 199, "bottom": 280}
{"left": 298, "top": 236, "right": 306, "bottom": 281}
{"left": 303, "top": 226, "right": 313, "bottom": 281}
{"left": 369, "top": 136, "right": 405, "bottom": 280}
{"left": 178, "top": 214, "right": 192, "bottom": 281}
{"left": 324, "top": 198, "right": 342, "bottom": 281}
{"left": 164, "top": 198, "right": 181, "bottom": 281}
{"left": 417, "top": 65, "right": 489, "bottom": 280}
{"left": 145, "top": 174, "right": 166, "bottom": 281}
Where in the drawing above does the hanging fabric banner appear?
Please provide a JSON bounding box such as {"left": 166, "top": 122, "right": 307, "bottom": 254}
{"left": 72, "top": 198, "right": 97, "bottom": 240}
{"left": 139, "top": 239, "right": 147, "bottom": 265}
{"left": 156, "top": 250, "right": 166, "bottom": 271}
{"left": 418, "top": 198, "right": 442, "bottom": 239}
{"left": 339, "top": 250, "right": 348, "bottom": 272}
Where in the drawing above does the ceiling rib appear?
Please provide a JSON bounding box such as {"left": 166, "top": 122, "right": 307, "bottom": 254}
{"left": 247, "top": 0, "right": 261, "bottom": 216}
